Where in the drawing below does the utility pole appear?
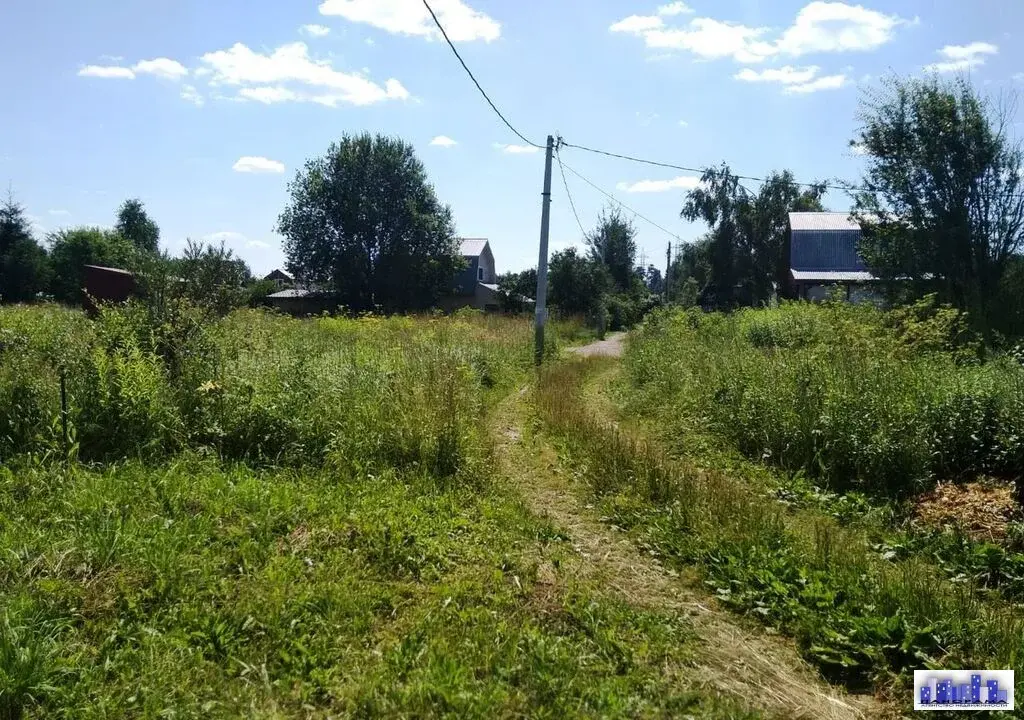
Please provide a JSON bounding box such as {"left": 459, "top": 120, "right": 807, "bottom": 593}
{"left": 665, "top": 242, "right": 672, "bottom": 303}
{"left": 534, "top": 135, "right": 555, "bottom": 366}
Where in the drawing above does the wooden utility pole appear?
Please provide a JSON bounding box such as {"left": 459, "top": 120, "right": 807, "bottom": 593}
{"left": 534, "top": 135, "right": 555, "bottom": 365}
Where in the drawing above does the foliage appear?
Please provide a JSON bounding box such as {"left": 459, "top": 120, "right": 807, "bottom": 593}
{"left": 641, "top": 265, "right": 663, "bottom": 295}
{"left": 680, "top": 165, "right": 824, "bottom": 309}
{"left": 548, "top": 248, "right": 609, "bottom": 317}
{"left": 853, "top": 75, "right": 1024, "bottom": 341}
{"left": 496, "top": 268, "right": 536, "bottom": 313}
{"left": 0, "top": 307, "right": 755, "bottom": 718}
{"left": 585, "top": 206, "right": 638, "bottom": 292}
{"left": 623, "top": 304, "right": 1024, "bottom": 498}
{"left": 278, "top": 133, "right": 463, "bottom": 313}
{"left": 0, "top": 193, "right": 49, "bottom": 303}
{"left": 46, "top": 227, "right": 135, "bottom": 305}
{"left": 537, "top": 359, "right": 1024, "bottom": 702}
{"left": 114, "top": 198, "right": 160, "bottom": 254}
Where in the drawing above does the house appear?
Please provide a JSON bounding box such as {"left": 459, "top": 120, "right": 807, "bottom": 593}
{"left": 439, "top": 238, "right": 505, "bottom": 312}
{"left": 264, "top": 288, "right": 339, "bottom": 316}
{"left": 788, "top": 212, "right": 879, "bottom": 303}
{"left": 263, "top": 268, "right": 293, "bottom": 289}
{"left": 82, "top": 264, "right": 137, "bottom": 315}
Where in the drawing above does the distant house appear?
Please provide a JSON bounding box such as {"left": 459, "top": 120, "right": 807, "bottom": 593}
{"left": 788, "top": 212, "right": 879, "bottom": 303}
{"left": 439, "top": 238, "right": 506, "bottom": 312}
{"left": 82, "top": 264, "right": 137, "bottom": 314}
{"left": 263, "top": 268, "right": 293, "bottom": 288}
{"left": 264, "top": 288, "right": 339, "bottom": 316}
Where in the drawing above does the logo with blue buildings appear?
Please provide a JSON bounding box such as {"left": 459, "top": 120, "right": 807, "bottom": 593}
{"left": 914, "top": 670, "right": 1014, "bottom": 711}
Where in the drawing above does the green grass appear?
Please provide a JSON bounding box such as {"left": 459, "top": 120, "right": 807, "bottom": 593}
{"left": 0, "top": 305, "right": 759, "bottom": 719}
{"left": 624, "top": 303, "right": 1024, "bottom": 499}
{"left": 534, "top": 356, "right": 1024, "bottom": 714}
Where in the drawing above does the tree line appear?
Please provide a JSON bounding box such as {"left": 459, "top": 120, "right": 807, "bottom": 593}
{"left": 0, "top": 196, "right": 267, "bottom": 310}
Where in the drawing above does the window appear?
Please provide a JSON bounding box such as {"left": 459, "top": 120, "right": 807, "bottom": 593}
{"left": 478, "top": 267, "right": 484, "bottom": 281}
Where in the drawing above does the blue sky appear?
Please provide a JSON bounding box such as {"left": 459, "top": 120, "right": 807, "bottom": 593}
{"left": 1, "top": 0, "right": 1022, "bottom": 276}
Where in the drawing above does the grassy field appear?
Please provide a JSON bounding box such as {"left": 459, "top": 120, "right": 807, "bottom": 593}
{"left": 533, "top": 302, "right": 1024, "bottom": 714}
{"left": 0, "top": 304, "right": 757, "bottom": 719}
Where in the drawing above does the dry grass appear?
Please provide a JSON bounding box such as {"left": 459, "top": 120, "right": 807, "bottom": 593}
{"left": 914, "top": 481, "right": 1020, "bottom": 541}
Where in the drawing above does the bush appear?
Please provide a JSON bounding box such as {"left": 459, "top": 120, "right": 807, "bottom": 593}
{"left": 625, "top": 303, "right": 1024, "bottom": 498}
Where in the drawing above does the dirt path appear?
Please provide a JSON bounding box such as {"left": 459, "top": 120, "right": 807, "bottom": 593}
{"left": 490, "top": 336, "right": 880, "bottom": 720}
{"left": 567, "top": 332, "right": 626, "bottom": 358}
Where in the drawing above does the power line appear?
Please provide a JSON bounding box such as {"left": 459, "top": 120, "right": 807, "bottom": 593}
{"left": 561, "top": 141, "right": 849, "bottom": 193}
{"left": 555, "top": 146, "right": 587, "bottom": 238}
{"left": 421, "top": 0, "right": 543, "bottom": 149}
{"left": 559, "top": 160, "right": 684, "bottom": 244}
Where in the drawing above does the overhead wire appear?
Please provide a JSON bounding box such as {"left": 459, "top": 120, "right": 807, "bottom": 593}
{"left": 420, "top": 0, "right": 543, "bottom": 149}
{"left": 555, "top": 145, "right": 587, "bottom": 238}
{"left": 559, "top": 160, "right": 684, "bottom": 244}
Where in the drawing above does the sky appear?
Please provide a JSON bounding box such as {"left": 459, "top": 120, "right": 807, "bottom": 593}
{"left": 2, "top": 0, "right": 1023, "bottom": 277}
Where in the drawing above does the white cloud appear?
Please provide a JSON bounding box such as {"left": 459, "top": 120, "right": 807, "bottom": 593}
{"left": 735, "top": 65, "right": 819, "bottom": 84}
{"left": 199, "top": 42, "right": 410, "bottom": 106}
{"left": 678, "top": 119, "right": 689, "bottom": 127}
{"left": 302, "top": 24, "right": 332, "bottom": 37}
{"left": 734, "top": 64, "right": 847, "bottom": 94}
{"left": 318, "top": 0, "right": 500, "bottom": 42}
{"left": 133, "top": 58, "right": 188, "bottom": 80}
{"left": 658, "top": 2, "right": 694, "bottom": 16}
{"left": 617, "top": 176, "right": 701, "bottom": 193}
{"left": 610, "top": 15, "right": 665, "bottom": 34}
{"left": 239, "top": 86, "right": 299, "bottom": 104}
{"left": 233, "top": 156, "right": 285, "bottom": 173}
{"left": 784, "top": 74, "right": 847, "bottom": 93}
{"left": 78, "top": 65, "right": 136, "bottom": 79}
{"left": 47, "top": 209, "right": 70, "bottom": 217}
{"left": 611, "top": 1, "right": 907, "bottom": 64}
{"left": 496, "top": 143, "right": 540, "bottom": 154}
{"left": 430, "top": 135, "right": 458, "bottom": 147}
{"left": 180, "top": 84, "right": 205, "bottom": 106}
{"left": 775, "top": 2, "right": 903, "bottom": 57}
{"left": 1013, "top": 72, "right": 1024, "bottom": 82}
{"left": 924, "top": 42, "right": 998, "bottom": 73}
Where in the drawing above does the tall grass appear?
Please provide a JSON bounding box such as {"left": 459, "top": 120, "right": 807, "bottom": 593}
{"left": 536, "top": 359, "right": 1024, "bottom": 701}
{"left": 624, "top": 303, "right": 1024, "bottom": 497}
{"left": 0, "top": 305, "right": 539, "bottom": 472}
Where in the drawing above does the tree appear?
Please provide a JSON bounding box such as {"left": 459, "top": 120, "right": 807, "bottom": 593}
{"left": 585, "top": 206, "right": 638, "bottom": 292}
{"left": 681, "top": 165, "right": 824, "bottom": 307}
{"left": 681, "top": 165, "right": 744, "bottom": 308}
{"left": 642, "top": 265, "right": 664, "bottom": 295}
{"left": 853, "top": 75, "right": 1024, "bottom": 340}
{"left": 497, "top": 268, "right": 537, "bottom": 313}
{"left": 0, "top": 193, "right": 49, "bottom": 302}
{"left": 548, "top": 247, "right": 609, "bottom": 316}
{"left": 115, "top": 198, "right": 160, "bottom": 253}
{"left": 277, "top": 133, "right": 463, "bottom": 313}
{"left": 48, "top": 227, "right": 134, "bottom": 304}
{"left": 173, "top": 239, "right": 253, "bottom": 316}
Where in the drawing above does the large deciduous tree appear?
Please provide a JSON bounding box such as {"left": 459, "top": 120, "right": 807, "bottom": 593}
{"left": 853, "top": 75, "right": 1024, "bottom": 339}
{"left": 548, "top": 247, "right": 609, "bottom": 316}
{"left": 680, "top": 165, "right": 823, "bottom": 307}
{"left": 115, "top": 198, "right": 161, "bottom": 253}
{"left": 497, "top": 268, "right": 537, "bottom": 313}
{"left": 0, "top": 193, "right": 49, "bottom": 303}
{"left": 277, "top": 133, "right": 463, "bottom": 313}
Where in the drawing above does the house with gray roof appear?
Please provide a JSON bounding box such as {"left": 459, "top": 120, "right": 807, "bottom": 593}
{"left": 788, "top": 212, "right": 879, "bottom": 303}
{"left": 439, "top": 238, "right": 508, "bottom": 312}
